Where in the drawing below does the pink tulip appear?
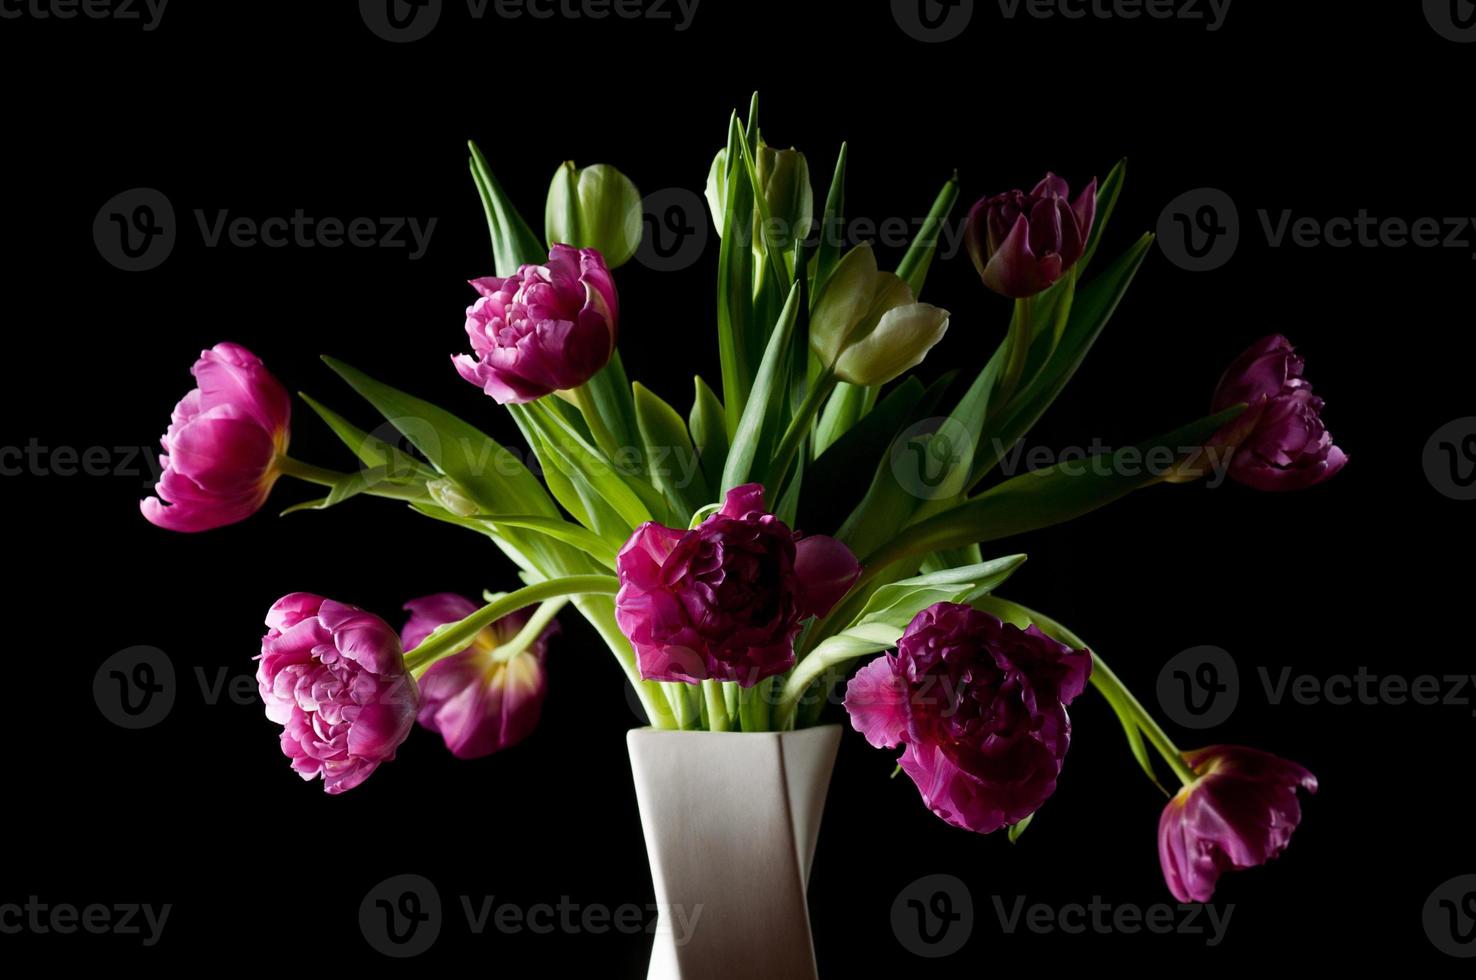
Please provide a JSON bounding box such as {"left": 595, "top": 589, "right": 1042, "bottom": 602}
{"left": 401, "top": 593, "right": 557, "bottom": 759}
{"left": 1158, "top": 745, "right": 1318, "bottom": 902}
{"left": 141, "top": 342, "right": 291, "bottom": 532}
{"left": 454, "top": 244, "right": 619, "bottom": 404}
{"left": 257, "top": 593, "right": 418, "bottom": 794}
{"left": 615, "top": 484, "right": 860, "bottom": 685}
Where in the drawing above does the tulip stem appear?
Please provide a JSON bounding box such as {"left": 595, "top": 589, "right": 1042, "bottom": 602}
{"left": 992, "top": 297, "right": 1035, "bottom": 414}
{"left": 570, "top": 383, "right": 623, "bottom": 463}
{"left": 768, "top": 372, "right": 837, "bottom": 486}
{"left": 493, "top": 597, "right": 569, "bottom": 663}
{"left": 406, "top": 576, "right": 618, "bottom": 676}
{"left": 702, "top": 680, "right": 731, "bottom": 732}
{"left": 973, "top": 596, "right": 1199, "bottom": 788}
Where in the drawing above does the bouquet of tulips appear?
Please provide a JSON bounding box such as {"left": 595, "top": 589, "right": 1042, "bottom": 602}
{"left": 141, "top": 96, "right": 1342, "bottom": 903}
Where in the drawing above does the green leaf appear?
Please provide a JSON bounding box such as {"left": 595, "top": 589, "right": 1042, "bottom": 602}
{"left": 473, "top": 514, "right": 620, "bottom": 569}
{"left": 298, "top": 392, "right": 434, "bottom": 480}
{"left": 970, "top": 233, "right": 1155, "bottom": 489}
{"left": 852, "top": 555, "right": 1028, "bottom": 631}
{"left": 1008, "top": 814, "right": 1035, "bottom": 844}
{"left": 468, "top": 140, "right": 546, "bottom": 276}
{"left": 320, "top": 357, "right": 554, "bottom": 519}
{"left": 717, "top": 112, "right": 759, "bottom": 435}
{"left": 279, "top": 466, "right": 416, "bottom": 515}
{"left": 1079, "top": 158, "right": 1126, "bottom": 273}
{"left": 868, "top": 404, "right": 1247, "bottom": 572}
{"left": 633, "top": 382, "right": 709, "bottom": 523}
{"left": 583, "top": 351, "right": 642, "bottom": 464}
{"left": 689, "top": 375, "right": 729, "bottom": 494}
{"left": 810, "top": 142, "right": 848, "bottom": 304}
{"left": 834, "top": 371, "right": 958, "bottom": 558}
{"left": 522, "top": 399, "right": 657, "bottom": 532}
{"left": 721, "top": 282, "right": 802, "bottom": 493}
{"left": 896, "top": 173, "right": 961, "bottom": 297}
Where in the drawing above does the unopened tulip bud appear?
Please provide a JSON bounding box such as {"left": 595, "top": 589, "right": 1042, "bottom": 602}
{"left": 545, "top": 162, "right": 643, "bottom": 269}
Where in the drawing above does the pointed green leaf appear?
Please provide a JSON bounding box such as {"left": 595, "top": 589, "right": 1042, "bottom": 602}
{"left": 1079, "top": 158, "right": 1126, "bottom": 273}
{"left": 469, "top": 140, "right": 545, "bottom": 276}
{"left": 633, "top": 382, "right": 709, "bottom": 523}
{"left": 689, "top": 375, "right": 729, "bottom": 494}
{"left": 869, "top": 404, "right": 1247, "bottom": 572}
{"left": 896, "top": 173, "right": 960, "bottom": 297}
{"left": 810, "top": 142, "right": 848, "bottom": 305}
{"left": 320, "top": 357, "right": 554, "bottom": 519}
{"left": 721, "top": 282, "right": 802, "bottom": 493}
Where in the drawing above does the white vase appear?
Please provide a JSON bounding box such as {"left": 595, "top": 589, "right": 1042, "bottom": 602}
{"left": 626, "top": 725, "right": 842, "bottom": 980}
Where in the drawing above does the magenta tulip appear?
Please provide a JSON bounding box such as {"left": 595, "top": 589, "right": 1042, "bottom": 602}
{"left": 453, "top": 244, "right": 619, "bottom": 404}
{"left": 966, "top": 174, "right": 1097, "bottom": 299}
{"left": 615, "top": 484, "right": 860, "bottom": 686}
{"left": 845, "top": 602, "right": 1092, "bottom": 834}
{"left": 1211, "top": 335, "right": 1347, "bottom": 491}
{"left": 256, "top": 593, "right": 418, "bottom": 794}
{"left": 401, "top": 593, "right": 557, "bottom": 760}
{"left": 141, "top": 342, "right": 291, "bottom": 532}
{"left": 1158, "top": 745, "right": 1318, "bottom": 902}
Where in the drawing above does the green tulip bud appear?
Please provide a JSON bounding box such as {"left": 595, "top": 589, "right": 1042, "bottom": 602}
{"left": 810, "top": 244, "right": 951, "bottom": 386}
{"left": 753, "top": 144, "right": 812, "bottom": 257}
{"left": 427, "top": 477, "right": 479, "bottom": 518}
{"left": 704, "top": 148, "right": 729, "bottom": 236}
{"left": 545, "top": 161, "right": 643, "bottom": 268}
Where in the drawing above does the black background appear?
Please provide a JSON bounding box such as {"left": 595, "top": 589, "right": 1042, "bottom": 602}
{"left": 3, "top": 0, "right": 1472, "bottom": 972}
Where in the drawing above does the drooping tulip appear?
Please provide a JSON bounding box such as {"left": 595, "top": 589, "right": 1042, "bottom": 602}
{"left": 401, "top": 593, "right": 557, "bottom": 760}
{"left": 966, "top": 174, "right": 1097, "bottom": 298}
{"left": 1210, "top": 335, "right": 1347, "bottom": 491}
{"left": 1158, "top": 745, "right": 1318, "bottom": 902}
{"left": 141, "top": 342, "right": 291, "bottom": 532}
{"left": 454, "top": 244, "right": 619, "bottom": 404}
{"left": 845, "top": 602, "right": 1092, "bottom": 834}
{"left": 256, "top": 593, "right": 419, "bottom": 794}
{"left": 615, "top": 484, "right": 860, "bottom": 686}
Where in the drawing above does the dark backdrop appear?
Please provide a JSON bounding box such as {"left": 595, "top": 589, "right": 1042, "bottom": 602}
{"left": 3, "top": 1, "right": 1472, "bottom": 972}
